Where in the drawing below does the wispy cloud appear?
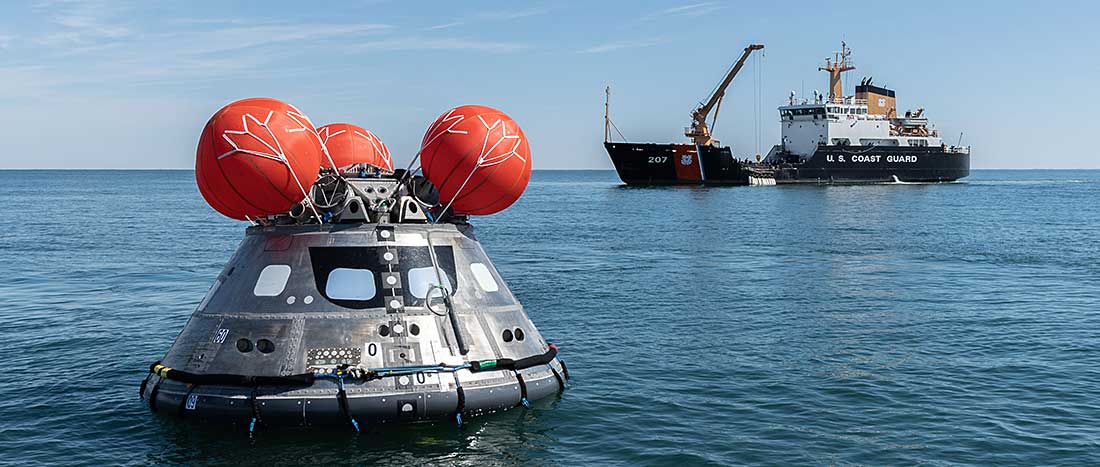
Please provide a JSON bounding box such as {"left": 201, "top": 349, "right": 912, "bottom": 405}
{"left": 581, "top": 38, "right": 667, "bottom": 54}
{"left": 664, "top": 2, "right": 715, "bottom": 14}
{"left": 427, "top": 7, "right": 547, "bottom": 30}
{"left": 640, "top": 2, "right": 723, "bottom": 20}
{"left": 356, "top": 37, "right": 530, "bottom": 53}
{"left": 2, "top": 2, "right": 535, "bottom": 101}
{"left": 31, "top": 0, "right": 134, "bottom": 45}
{"left": 156, "top": 23, "right": 392, "bottom": 56}
{"left": 428, "top": 21, "right": 464, "bottom": 30}
{"left": 473, "top": 8, "right": 548, "bottom": 21}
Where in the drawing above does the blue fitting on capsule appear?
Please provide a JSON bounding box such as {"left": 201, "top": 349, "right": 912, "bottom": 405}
{"left": 455, "top": 412, "right": 463, "bottom": 427}
{"left": 323, "top": 211, "right": 333, "bottom": 222}
{"left": 521, "top": 397, "right": 530, "bottom": 408}
{"left": 350, "top": 417, "right": 360, "bottom": 433}
{"left": 249, "top": 417, "right": 257, "bottom": 435}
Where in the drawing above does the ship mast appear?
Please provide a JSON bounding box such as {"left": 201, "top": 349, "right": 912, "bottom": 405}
{"left": 819, "top": 41, "right": 855, "bottom": 100}
{"left": 686, "top": 43, "right": 764, "bottom": 146}
{"left": 605, "top": 85, "right": 611, "bottom": 143}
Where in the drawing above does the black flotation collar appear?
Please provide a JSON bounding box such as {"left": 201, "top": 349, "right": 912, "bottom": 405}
{"left": 146, "top": 345, "right": 558, "bottom": 387}
{"left": 467, "top": 344, "right": 560, "bottom": 372}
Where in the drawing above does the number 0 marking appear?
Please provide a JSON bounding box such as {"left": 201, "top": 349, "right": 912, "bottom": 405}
{"left": 367, "top": 343, "right": 378, "bottom": 356}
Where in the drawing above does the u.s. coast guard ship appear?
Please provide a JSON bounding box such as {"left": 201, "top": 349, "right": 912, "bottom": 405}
{"left": 765, "top": 42, "right": 970, "bottom": 183}
{"left": 603, "top": 42, "right": 970, "bottom": 185}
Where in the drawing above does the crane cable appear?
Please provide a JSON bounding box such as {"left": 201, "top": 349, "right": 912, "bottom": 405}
{"left": 752, "top": 51, "right": 766, "bottom": 158}
{"left": 752, "top": 53, "right": 760, "bottom": 158}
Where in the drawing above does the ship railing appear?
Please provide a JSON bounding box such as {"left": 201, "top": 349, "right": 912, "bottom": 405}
{"left": 946, "top": 145, "right": 971, "bottom": 155}
{"left": 827, "top": 97, "right": 868, "bottom": 105}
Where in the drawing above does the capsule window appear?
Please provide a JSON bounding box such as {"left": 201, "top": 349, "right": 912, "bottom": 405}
{"left": 469, "top": 263, "right": 499, "bottom": 292}
{"left": 326, "top": 268, "right": 377, "bottom": 300}
{"left": 253, "top": 265, "right": 291, "bottom": 296}
{"left": 310, "top": 246, "right": 457, "bottom": 309}
{"left": 407, "top": 267, "right": 453, "bottom": 299}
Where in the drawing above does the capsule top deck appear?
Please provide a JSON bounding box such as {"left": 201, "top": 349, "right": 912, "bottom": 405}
{"left": 256, "top": 172, "right": 462, "bottom": 227}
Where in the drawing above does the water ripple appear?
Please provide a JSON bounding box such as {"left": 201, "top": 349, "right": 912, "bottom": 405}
{"left": 0, "top": 170, "right": 1098, "bottom": 465}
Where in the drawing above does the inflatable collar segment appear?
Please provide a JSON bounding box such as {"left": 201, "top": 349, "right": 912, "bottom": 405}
{"left": 143, "top": 346, "right": 559, "bottom": 387}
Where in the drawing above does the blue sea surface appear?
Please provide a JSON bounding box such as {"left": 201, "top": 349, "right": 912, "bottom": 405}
{"left": 0, "top": 170, "right": 1098, "bottom": 465}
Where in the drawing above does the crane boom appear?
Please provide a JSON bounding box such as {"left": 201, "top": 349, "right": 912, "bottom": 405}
{"left": 686, "top": 43, "right": 764, "bottom": 146}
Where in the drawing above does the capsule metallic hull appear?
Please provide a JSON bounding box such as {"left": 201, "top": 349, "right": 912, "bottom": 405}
{"left": 140, "top": 221, "right": 567, "bottom": 428}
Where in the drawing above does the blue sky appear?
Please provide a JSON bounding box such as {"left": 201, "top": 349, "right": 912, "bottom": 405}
{"left": 0, "top": 0, "right": 1096, "bottom": 169}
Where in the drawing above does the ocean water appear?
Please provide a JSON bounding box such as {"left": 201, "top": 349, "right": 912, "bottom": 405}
{"left": 0, "top": 169, "right": 1098, "bottom": 465}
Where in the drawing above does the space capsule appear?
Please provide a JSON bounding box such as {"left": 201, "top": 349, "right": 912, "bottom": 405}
{"left": 140, "top": 101, "right": 567, "bottom": 430}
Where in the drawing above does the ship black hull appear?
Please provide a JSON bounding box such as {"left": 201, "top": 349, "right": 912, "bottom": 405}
{"left": 604, "top": 142, "right": 763, "bottom": 185}
{"left": 771, "top": 145, "right": 970, "bottom": 183}
{"left": 605, "top": 142, "right": 969, "bottom": 185}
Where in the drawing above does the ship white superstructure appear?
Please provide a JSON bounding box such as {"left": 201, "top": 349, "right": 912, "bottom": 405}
{"left": 768, "top": 42, "right": 966, "bottom": 162}
{"left": 777, "top": 94, "right": 943, "bottom": 159}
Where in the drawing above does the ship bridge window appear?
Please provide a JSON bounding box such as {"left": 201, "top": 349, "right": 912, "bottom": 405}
{"left": 254, "top": 265, "right": 291, "bottom": 297}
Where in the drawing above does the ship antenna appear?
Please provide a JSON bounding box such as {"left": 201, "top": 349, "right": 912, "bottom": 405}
{"left": 602, "top": 85, "right": 627, "bottom": 143}
{"left": 605, "top": 85, "right": 611, "bottom": 144}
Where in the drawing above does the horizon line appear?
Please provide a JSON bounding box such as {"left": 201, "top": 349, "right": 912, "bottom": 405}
{"left": 0, "top": 167, "right": 1098, "bottom": 171}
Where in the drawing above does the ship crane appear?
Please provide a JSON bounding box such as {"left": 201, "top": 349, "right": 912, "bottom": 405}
{"left": 685, "top": 43, "right": 764, "bottom": 146}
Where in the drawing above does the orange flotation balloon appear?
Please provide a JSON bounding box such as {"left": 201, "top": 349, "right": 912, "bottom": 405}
{"left": 317, "top": 123, "right": 393, "bottom": 173}
{"left": 195, "top": 98, "right": 323, "bottom": 220}
{"left": 419, "top": 105, "right": 532, "bottom": 215}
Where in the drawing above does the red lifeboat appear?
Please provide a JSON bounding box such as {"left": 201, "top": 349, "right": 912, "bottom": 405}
{"left": 317, "top": 123, "right": 394, "bottom": 173}
{"left": 195, "top": 98, "right": 323, "bottom": 220}
{"left": 419, "top": 105, "right": 532, "bottom": 215}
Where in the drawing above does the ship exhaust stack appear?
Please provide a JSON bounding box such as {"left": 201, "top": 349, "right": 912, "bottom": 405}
{"left": 855, "top": 81, "right": 897, "bottom": 118}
